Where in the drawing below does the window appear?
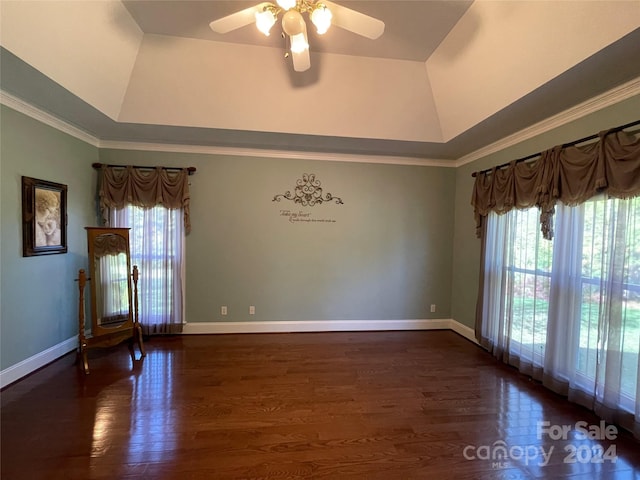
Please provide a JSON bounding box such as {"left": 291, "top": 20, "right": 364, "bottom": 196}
{"left": 575, "top": 196, "right": 639, "bottom": 412}
{"left": 111, "top": 205, "right": 185, "bottom": 334}
{"left": 482, "top": 195, "right": 639, "bottom": 426}
{"left": 504, "top": 207, "right": 553, "bottom": 366}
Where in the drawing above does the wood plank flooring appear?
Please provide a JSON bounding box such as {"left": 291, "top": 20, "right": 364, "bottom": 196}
{"left": 1, "top": 330, "right": 639, "bottom": 479}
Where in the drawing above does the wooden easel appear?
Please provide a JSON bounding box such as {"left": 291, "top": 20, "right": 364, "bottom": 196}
{"left": 76, "top": 265, "right": 145, "bottom": 374}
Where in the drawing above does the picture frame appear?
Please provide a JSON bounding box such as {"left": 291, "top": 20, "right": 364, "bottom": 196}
{"left": 22, "top": 176, "right": 68, "bottom": 256}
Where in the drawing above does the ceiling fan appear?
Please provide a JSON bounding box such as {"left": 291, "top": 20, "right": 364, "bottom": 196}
{"left": 209, "top": 0, "right": 385, "bottom": 72}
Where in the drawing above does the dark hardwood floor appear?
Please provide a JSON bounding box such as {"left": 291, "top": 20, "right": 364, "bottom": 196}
{"left": 1, "top": 330, "right": 639, "bottom": 479}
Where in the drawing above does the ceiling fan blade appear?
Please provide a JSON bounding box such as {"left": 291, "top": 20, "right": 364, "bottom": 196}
{"left": 322, "top": 0, "right": 385, "bottom": 40}
{"left": 209, "top": 2, "right": 271, "bottom": 34}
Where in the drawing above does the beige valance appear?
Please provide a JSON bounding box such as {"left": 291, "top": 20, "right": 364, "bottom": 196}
{"left": 472, "top": 128, "right": 640, "bottom": 239}
{"left": 98, "top": 165, "right": 191, "bottom": 233}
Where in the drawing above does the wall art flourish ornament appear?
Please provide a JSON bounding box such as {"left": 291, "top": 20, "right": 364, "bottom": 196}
{"left": 272, "top": 173, "right": 343, "bottom": 206}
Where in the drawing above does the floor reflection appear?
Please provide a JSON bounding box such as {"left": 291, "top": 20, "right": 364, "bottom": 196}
{"left": 3, "top": 332, "right": 638, "bottom": 479}
{"left": 126, "top": 348, "right": 178, "bottom": 465}
{"left": 471, "top": 373, "right": 640, "bottom": 478}
{"left": 86, "top": 347, "right": 179, "bottom": 472}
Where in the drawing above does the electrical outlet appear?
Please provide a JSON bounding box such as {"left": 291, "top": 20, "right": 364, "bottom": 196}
{"left": 249, "top": 306, "right": 255, "bottom": 315}
{"left": 221, "top": 306, "right": 227, "bottom": 315}
{"left": 430, "top": 304, "right": 436, "bottom": 313}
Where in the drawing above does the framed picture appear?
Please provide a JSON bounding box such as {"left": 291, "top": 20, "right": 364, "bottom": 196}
{"left": 22, "top": 176, "right": 68, "bottom": 256}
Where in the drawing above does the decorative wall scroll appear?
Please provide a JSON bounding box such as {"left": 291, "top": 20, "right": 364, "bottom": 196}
{"left": 22, "top": 176, "right": 68, "bottom": 256}
{"left": 273, "top": 173, "right": 344, "bottom": 206}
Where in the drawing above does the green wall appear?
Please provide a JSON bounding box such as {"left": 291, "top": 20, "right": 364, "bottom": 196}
{"left": 98, "top": 149, "right": 456, "bottom": 323}
{"left": 0, "top": 105, "right": 98, "bottom": 370}
{"left": 451, "top": 94, "right": 640, "bottom": 328}
{"left": 2, "top": 93, "right": 638, "bottom": 376}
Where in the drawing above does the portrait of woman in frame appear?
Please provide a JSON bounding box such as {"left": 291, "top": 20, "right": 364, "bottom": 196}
{"left": 22, "top": 176, "right": 68, "bottom": 256}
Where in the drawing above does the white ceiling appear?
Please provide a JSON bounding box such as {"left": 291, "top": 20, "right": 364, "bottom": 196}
{"left": 1, "top": 1, "right": 639, "bottom": 162}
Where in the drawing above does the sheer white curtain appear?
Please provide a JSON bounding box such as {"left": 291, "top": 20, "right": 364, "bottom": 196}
{"left": 479, "top": 209, "right": 509, "bottom": 356}
{"left": 111, "top": 205, "right": 185, "bottom": 334}
{"left": 481, "top": 208, "right": 553, "bottom": 377}
{"left": 482, "top": 196, "right": 640, "bottom": 437}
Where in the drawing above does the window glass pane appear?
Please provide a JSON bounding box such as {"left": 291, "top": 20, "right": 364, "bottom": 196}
{"left": 505, "top": 208, "right": 553, "bottom": 364}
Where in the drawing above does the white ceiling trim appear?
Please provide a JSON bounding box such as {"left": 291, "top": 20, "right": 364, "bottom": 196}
{"left": 0, "top": 90, "right": 100, "bottom": 147}
{"left": 455, "top": 77, "right": 640, "bottom": 168}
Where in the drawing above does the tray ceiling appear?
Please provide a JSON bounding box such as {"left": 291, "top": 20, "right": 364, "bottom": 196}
{"left": 1, "top": 1, "right": 639, "bottom": 161}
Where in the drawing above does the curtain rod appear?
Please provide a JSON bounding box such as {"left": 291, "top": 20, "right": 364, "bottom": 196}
{"left": 471, "top": 119, "right": 640, "bottom": 178}
{"left": 92, "top": 163, "right": 197, "bottom": 175}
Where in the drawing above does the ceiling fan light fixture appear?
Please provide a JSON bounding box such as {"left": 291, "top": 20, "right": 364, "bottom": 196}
{"left": 209, "top": 0, "right": 384, "bottom": 72}
{"left": 311, "top": 4, "right": 332, "bottom": 34}
{"left": 276, "top": 0, "right": 297, "bottom": 11}
{"left": 255, "top": 8, "right": 277, "bottom": 36}
{"left": 282, "top": 9, "right": 305, "bottom": 36}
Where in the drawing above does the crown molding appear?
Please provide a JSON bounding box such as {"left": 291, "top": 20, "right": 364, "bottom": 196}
{"left": 3, "top": 77, "right": 638, "bottom": 168}
{"left": 0, "top": 90, "right": 100, "bottom": 147}
{"left": 456, "top": 77, "right": 640, "bottom": 167}
{"left": 0, "top": 88, "right": 451, "bottom": 166}
{"left": 97, "top": 139, "right": 454, "bottom": 167}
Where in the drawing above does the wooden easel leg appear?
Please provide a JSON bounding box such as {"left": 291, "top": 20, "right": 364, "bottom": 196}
{"left": 128, "top": 340, "right": 136, "bottom": 363}
{"left": 131, "top": 266, "right": 145, "bottom": 358}
{"left": 76, "top": 269, "right": 90, "bottom": 374}
{"left": 136, "top": 324, "right": 146, "bottom": 357}
{"left": 79, "top": 345, "right": 90, "bottom": 375}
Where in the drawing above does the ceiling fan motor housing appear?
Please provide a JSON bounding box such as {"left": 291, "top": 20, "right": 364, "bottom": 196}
{"left": 282, "top": 9, "right": 306, "bottom": 36}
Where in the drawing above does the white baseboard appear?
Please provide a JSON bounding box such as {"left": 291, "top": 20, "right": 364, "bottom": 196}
{"left": 449, "top": 319, "right": 479, "bottom": 345}
{"left": 0, "top": 336, "right": 77, "bottom": 389}
{"left": 1, "top": 320, "right": 478, "bottom": 388}
{"left": 182, "top": 318, "right": 453, "bottom": 335}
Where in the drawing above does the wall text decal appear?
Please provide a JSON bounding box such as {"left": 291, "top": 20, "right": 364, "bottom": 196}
{"left": 279, "top": 209, "right": 337, "bottom": 224}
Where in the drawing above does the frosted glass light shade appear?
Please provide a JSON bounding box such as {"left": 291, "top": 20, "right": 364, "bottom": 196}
{"left": 276, "top": 0, "right": 297, "bottom": 10}
{"left": 289, "top": 32, "right": 309, "bottom": 53}
{"left": 255, "top": 10, "right": 276, "bottom": 36}
{"left": 311, "top": 5, "right": 332, "bottom": 34}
